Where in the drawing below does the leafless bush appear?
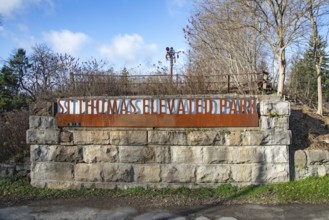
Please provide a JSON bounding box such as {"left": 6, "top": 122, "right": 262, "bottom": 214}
{"left": 70, "top": 72, "right": 120, "bottom": 96}
{"left": 0, "top": 110, "right": 29, "bottom": 163}
{"left": 68, "top": 71, "right": 265, "bottom": 96}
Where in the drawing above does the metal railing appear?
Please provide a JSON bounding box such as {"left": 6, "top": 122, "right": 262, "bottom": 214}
{"left": 69, "top": 71, "right": 270, "bottom": 96}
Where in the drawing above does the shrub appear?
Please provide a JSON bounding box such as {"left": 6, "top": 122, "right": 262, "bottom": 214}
{"left": 0, "top": 110, "right": 29, "bottom": 163}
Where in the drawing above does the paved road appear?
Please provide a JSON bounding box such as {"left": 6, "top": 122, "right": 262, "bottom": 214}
{"left": 0, "top": 201, "right": 329, "bottom": 220}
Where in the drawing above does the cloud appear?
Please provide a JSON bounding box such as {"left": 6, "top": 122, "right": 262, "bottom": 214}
{"left": 43, "top": 29, "right": 90, "bottom": 56}
{"left": 17, "top": 23, "right": 29, "bottom": 32}
{"left": 98, "top": 34, "right": 158, "bottom": 64}
{"left": 0, "top": 0, "right": 22, "bottom": 17}
{"left": 0, "top": 0, "right": 54, "bottom": 18}
{"left": 166, "top": 0, "right": 187, "bottom": 15}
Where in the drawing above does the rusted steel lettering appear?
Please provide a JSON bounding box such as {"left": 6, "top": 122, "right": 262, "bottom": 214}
{"left": 56, "top": 97, "right": 259, "bottom": 127}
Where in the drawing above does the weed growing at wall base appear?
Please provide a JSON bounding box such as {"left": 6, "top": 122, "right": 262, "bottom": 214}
{"left": 1, "top": 176, "right": 329, "bottom": 206}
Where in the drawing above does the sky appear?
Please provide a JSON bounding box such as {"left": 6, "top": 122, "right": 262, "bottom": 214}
{"left": 0, "top": 0, "right": 193, "bottom": 72}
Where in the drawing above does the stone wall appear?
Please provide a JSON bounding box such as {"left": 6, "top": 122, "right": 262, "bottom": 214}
{"left": 0, "top": 157, "right": 30, "bottom": 177}
{"left": 295, "top": 150, "right": 329, "bottom": 179}
{"left": 27, "top": 97, "right": 292, "bottom": 189}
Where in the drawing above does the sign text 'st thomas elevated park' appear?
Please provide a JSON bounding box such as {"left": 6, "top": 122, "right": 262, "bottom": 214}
{"left": 56, "top": 96, "right": 258, "bottom": 127}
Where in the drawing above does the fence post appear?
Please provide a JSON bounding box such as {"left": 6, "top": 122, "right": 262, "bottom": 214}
{"left": 263, "top": 71, "right": 268, "bottom": 90}
{"left": 70, "top": 72, "right": 75, "bottom": 91}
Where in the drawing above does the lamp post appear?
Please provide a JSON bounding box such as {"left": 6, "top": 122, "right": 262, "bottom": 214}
{"left": 166, "top": 47, "right": 181, "bottom": 82}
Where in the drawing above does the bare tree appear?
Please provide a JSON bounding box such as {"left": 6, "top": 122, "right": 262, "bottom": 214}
{"left": 307, "top": 0, "right": 329, "bottom": 115}
{"left": 53, "top": 53, "right": 79, "bottom": 96}
{"left": 236, "top": 0, "right": 317, "bottom": 96}
{"left": 22, "top": 44, "right": 80, "bottom": 100}
{"left": 185, "top": 0, "right": 268, "bottom": 94}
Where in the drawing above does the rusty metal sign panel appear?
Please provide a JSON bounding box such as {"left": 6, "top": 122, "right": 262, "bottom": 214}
{"left": 56, "top": 97, "right": 259, "bottom": 127}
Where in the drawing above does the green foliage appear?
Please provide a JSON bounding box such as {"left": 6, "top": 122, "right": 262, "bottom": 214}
{"left": 0, "top": 49, "right": 30, "bottom": 112}
{"left": 275, "top": 176, "right": 329, "bottom": 202}
{"left": 215, "top": 184, "right": 238, "bottom": 198}
{"left": 288, "top": 36, "right": 329, "bottom": 104}
{"left": 121, "top": 67, "right": 129, "bottom": 77}
{"left": 1, "top": 176, "right": 329, "bottom": 204}
{"left": 0, "top": 66, "right": 18, "bottom": 112}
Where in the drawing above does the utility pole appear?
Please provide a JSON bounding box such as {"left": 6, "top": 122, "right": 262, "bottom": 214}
{"left": 165, "top": 47, "right": 181, "bottom": 82}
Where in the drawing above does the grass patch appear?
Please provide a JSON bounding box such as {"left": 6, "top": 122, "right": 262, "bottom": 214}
{"left": 1, "top": 176, "right": 329, "bottom": 204}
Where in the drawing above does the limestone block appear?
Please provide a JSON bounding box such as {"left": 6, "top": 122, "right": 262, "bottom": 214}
{"left": 27, "top": 129, "right": 60, "bottom": 144}
{"left": 54, "top": 146, "right": 82, "bottom": 162}
{"left": 133, "top": 164, "right": 161, "bottom": 183}
{"left": 0, "top": 164, "right": 15, "bottom": 177}
{"left": 260, "top": 130, "right": 291, "bottom": 145}
{"left": 224, "top": 132, "right": 242, "bottom": 146}
{"left": 119, "top": 145, "right": 170, "bottom": 163}
{"left": 317, "top": 165, "right": 329, "bottom": 177}
{"left": 241, "top": 131, "right": 263, "bottom": 146}
{"left": 30, "top": 179, "right": 47, "bottom": 188}
{"left": 243, "top": 130, "right": 291, "bottom": 146}
{"left": 60, "top": 130, "right": 73, "bottom": 143}
{"left": 75, "top": 163, "right": 103, "bottom": 182}
{"left": 29, "top": 101, "right": 53, "bottom": 116}
{"left": 295, "top": 166, "right": 318, "bottom": 180}
{"left": 203, "top": 146, "right": 233, "bottom": 164}
{"left": 43, "top": 181, "right": 77, "bottom": 189}
{"left": 102, "top": 163, "right": 133, "bottom": 182}
{"left": 119, "top": 146, "right": 153, "bottom": 163}
{"left": 187, "top": 130, "right": 224, "bottom": 146}
{"left": 110, "top": 130, "right": 147, "bottom": 146}
{"left": 31, "top": 145, "right": 82, "bottom": 163}
{"left": 29, "top": 116, "right": 41, "bottom": 129}
{"left": 251, "top": 164, "right": 289, "bottom": 183}
{"left": 152, "top": 145, "right": 170, "bottom": 163}
{"left": 260, "top": 101, "right": 290, "bottom": 116}
{"left": 29, "top": 116, "right": 57, "bottom": 129}
{"left": 161, "top": 164, "right": 196, "bottom": 183}
{"left": 31, "top": 180, "right": 78, "bottom": 189}
{"left": 72, "top": 130, "right": 110, "bottom": 145}
{"left": 204, "top": 146, "right": 265, "bottom": 164}
{"left": 170, "top": 146, "right": 203, "bottom": 164}
{"left": 260, "top": 116, "right": 289, "bottom": 130}
{"left": 266, "top": 164, "right": 290, "bottom": 182}
{"left": 295, "top": 150, "right": 307, "bottom": 168}
{"left": 148, "top": 130, "right": 187, "bottom": 145}
{"left": 305, "top": 150, "right": 329, "bottom": 165}
{"left": 196, "top": 165, "right": 231, "bottom": 183}
{"left": 231, "top": 165, "right": 251, "bottom": 182}
{"left": 264, "top": 146, "right": 289, "bottom": 163}
{"left": 235, "top": 146, "right": 265, "bottom": 164}
{"left": 31, "top": 162, "right": 74, "bottom": 181}
{"left": 83, "top": 145, "right": 118, "bottom": 163}
{"left": 40, "top": 116, "right": 57, "bottom": 129}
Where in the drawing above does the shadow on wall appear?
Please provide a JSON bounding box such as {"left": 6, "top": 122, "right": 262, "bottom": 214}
{"left": 290, "top": 109, "right": 328, "bottom": 151}
{"left": 289, "top": 108, "right": 329, "bottom": 181}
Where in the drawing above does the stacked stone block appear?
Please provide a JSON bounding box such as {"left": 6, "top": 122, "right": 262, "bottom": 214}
{"left": 295, "top": 150, "right": 329, "bottom": 179}
{"left": 27, "top": 98, "right": 291, "bottom": 189}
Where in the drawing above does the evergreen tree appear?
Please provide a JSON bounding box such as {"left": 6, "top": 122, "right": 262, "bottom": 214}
{"left": 8, "top": 49, "right": 34, "bottom": 100}
{"left": 0, "top": 49, "right": 31, "bottom": 112}
{"left": 288, "top": 36, "right": 329, "bottom": 104}
{"left": 0, "top": 66, "right": 18, "bottom": 112}
{"left": 121, "top": 67, "right": 129, "bottom": 77}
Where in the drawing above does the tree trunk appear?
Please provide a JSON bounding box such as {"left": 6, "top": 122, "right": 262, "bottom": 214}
{"left": 316, "top": 57, "right": 323, "bottom": 115}
{"left": 317, "top": 73, "right": 323, "bottom": 115}
{"left": 277, "top": 48, "right": 286, "bottom": 97}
